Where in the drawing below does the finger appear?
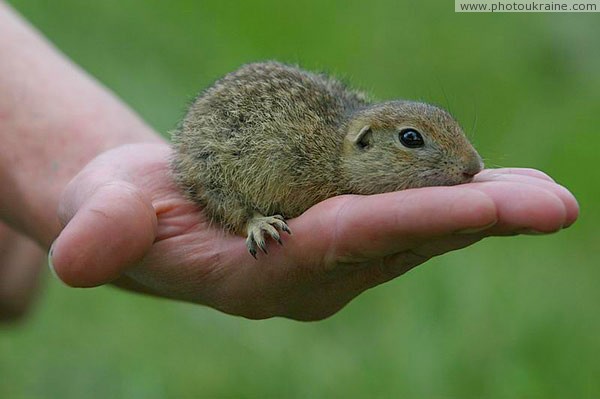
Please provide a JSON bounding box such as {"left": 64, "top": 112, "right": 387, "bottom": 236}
{"left": 293, "top": 187, "right": 498, "bottom": 263}
{"left": 467, "top": 180, "right": 570, "bottom": 235}
{"left": 476, "top": 168, "right": 555, "bottom": 182}
{"left": 295, "top": 178, "right": 575, "bottom": 263}
{"left": 473, "top": 173, "right": 578, "bottom": 227}
{"left": 51, "top": 181, "right": 157, "bottom": 287}
{"left": 329, "top": 177, "right": 576, "bottom": 291}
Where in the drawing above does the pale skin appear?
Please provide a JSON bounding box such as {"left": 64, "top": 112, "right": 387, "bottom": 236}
{"left": 0, "top": 2, "right": 579, "bottom": 321}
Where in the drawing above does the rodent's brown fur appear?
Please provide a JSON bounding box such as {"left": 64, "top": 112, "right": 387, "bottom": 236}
{"left": 172, "top": 61, "right": 482, "bottom": 239}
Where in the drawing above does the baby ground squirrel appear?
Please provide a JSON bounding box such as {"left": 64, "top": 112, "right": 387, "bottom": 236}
{"left": 171, "top": 62, "right": 483, "bottom": 257}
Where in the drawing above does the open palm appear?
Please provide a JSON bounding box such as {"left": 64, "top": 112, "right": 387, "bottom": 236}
{"left": 50, "top": 143, "right": 578, "bottom": 320}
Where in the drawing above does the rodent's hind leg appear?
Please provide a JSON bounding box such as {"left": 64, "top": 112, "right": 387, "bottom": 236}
{"left": 246, "top": 214, "right": 292, "bottom": 258}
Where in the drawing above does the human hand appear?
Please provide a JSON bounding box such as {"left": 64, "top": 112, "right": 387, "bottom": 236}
{"left": 50, "top": 143, "right": 578, "bottom": 320}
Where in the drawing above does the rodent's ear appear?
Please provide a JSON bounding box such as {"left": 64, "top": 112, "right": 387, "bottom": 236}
{"left": 349, "top": 125, "right": 373, "bottom": 150}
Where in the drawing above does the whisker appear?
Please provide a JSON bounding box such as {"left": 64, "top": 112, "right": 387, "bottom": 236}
{"left": 469, "top": 99, "right": 478, "bottom": 139}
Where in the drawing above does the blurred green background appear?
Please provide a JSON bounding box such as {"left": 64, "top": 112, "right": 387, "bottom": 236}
{"left": 1, "top": 0, "right": 598, "bottom": 397}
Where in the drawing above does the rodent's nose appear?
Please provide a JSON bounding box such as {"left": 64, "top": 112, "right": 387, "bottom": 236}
{"left": 462, "top": 155, "right": 484, "bottom": 179}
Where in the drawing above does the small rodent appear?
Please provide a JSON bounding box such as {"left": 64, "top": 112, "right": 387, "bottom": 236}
{"left": 171, "top": 61, "right": 483, "bottom": 257}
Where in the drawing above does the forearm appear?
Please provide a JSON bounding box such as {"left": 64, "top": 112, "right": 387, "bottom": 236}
{"left": 0, "top": 2, "right": 165, "bottom": 247}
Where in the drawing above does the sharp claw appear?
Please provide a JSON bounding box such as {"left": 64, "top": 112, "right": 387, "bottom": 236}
{"left": 268, "top": 226, "right": 281, "bottom": 241}
{"left": 247, "top": 231, "right": 258, "bottom": 259}
{"left": 258, "top": 240, "right": 268, "bottom": 254}
{"left": 282, "top": 225, "right": 292, "bottom": 235}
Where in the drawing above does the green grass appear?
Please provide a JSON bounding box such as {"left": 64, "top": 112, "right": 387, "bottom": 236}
{"left": 2, "top": 1, "right": 599, "bottom": 397}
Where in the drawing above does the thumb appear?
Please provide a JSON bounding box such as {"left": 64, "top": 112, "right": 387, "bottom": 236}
{"left": 51, "top": 181, "right": 157, "bottom": 287}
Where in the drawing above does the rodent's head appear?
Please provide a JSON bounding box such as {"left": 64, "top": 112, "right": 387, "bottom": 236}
{"left": 341, "top": 101, "right": 483, "bottom": 194}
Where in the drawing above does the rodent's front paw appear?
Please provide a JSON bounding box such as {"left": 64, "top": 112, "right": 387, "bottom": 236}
{"left": 245, "top": 214, "right": 291, "bottom": 258}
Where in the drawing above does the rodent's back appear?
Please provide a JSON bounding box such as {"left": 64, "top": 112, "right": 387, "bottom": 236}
{"left": 172, "top": 62, "right": 369, "bottom": 231}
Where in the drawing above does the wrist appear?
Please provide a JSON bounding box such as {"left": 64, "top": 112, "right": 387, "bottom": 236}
{"left": 0, "top": 119, "right": 166, "bottom": 248}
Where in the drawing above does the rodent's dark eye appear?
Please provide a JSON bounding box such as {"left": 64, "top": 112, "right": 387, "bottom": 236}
{"left": 399, "top": 129, "right": 424, "bottom": 148}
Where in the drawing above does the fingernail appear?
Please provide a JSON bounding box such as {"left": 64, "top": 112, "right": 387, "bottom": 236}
{"left": 456, "top": 221, "right": 497, "bottom": 234}
{"left": 48, "top": 241, "right": 66, "bottom": 285}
